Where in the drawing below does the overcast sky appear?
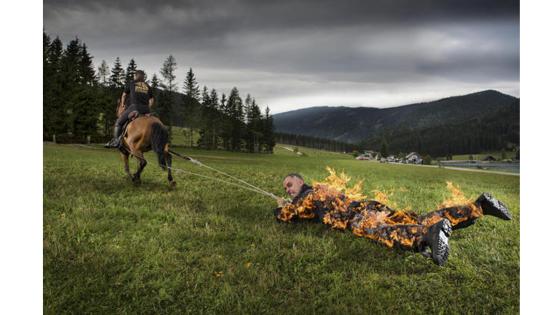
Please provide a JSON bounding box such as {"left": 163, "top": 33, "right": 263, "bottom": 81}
{"left": 44, "top": 0, "right": 519, "bottom": 114}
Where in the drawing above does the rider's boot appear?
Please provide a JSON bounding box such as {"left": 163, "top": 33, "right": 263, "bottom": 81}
{"left": 104, "top": 125, "right": 123, "bottom": 148}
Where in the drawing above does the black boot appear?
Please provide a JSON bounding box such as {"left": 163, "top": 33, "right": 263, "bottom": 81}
{"left": 104, "top": 125, "right": 122, "bottom": 148}
{"left": 425, "top": 218, "right": 452, "bottom": 266}
{"left": 475, "top": 192, "right": 512, "bottom": 220}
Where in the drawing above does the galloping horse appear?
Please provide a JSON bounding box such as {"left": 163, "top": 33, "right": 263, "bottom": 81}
{"left": 116, "top": 102, "right": 175, "bottom": 186}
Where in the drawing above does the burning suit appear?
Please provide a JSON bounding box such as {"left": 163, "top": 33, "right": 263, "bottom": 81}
{"left": 274, "top": 183, "right": 510, "bottom": 254}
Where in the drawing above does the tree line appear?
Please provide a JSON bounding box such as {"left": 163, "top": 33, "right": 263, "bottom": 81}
{"left": 43, "top": 32, "right": 275, "bottom": 153}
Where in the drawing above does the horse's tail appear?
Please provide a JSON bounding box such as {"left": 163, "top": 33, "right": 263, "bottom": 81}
{"left": 151, "top": 122, "right": 169, "bottom": 170}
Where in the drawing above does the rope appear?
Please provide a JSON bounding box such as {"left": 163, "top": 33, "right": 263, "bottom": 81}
{"left": 167, "top": 166, "right": 278, "bottom": 198}
{"left": 168, "top": 149, "right": 280, "bottom": 199}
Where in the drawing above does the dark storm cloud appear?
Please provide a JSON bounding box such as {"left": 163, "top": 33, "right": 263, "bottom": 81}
{"left": 44, "top": 0, "right": 519, "bottom": 113}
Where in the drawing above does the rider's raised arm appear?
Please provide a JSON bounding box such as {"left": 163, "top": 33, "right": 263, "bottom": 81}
{"left": 120, "top": 91, "right": 127, "bottom": 108}
{"left": 148, "top": 86, "right": 154, "bottom": 109}
{"left": 120, "top": 82, "right": 130, "bottom": 107}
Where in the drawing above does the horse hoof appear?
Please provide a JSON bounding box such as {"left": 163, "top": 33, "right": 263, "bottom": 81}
{"left": 169, "top": 181, "right": 177, "bottom": 188}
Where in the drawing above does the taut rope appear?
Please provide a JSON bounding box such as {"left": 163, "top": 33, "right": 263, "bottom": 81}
{"left": 167, "top": 149, "right": 280, "bottom": 200}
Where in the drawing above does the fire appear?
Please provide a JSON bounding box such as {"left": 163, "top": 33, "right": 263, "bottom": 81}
{"left": 310, "top": 168, "right": 471, "bottom": 212}
{"left": 373, "top": 190, "right": 389, "bottom": 204}
{"left": 439, "top": 181, "right": 472, "bottom": 208}
{"left": 311, "top": 167, "right": 400, "bottom": 209}
{"left": 312, "top": 166, "right": 367, "bottom": 200}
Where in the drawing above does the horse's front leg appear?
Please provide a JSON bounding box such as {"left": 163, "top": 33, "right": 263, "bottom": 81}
{"left": 120, "top": 151, "right": 132, "bottom": 179}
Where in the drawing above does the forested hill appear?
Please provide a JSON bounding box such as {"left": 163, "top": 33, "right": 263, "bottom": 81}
{"left": 273, "top": 90, "right": 519, "bottom": 156}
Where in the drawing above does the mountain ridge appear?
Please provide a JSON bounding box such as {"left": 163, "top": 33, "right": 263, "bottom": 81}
{"left": 273, "top": 90, "right": 519, "bottom": 144}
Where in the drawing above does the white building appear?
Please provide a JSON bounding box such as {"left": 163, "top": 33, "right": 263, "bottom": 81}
{"left": 406, "top": 152, "right": 423, "bottom": 164}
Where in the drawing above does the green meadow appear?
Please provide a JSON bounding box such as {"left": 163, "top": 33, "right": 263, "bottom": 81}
{"left": 44, "top": 143, "right": 519, "bottom": 314}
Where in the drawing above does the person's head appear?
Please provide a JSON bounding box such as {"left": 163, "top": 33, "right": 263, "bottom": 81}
{"left": 134, "top": 70, "right": 146, "bottom": 82}
{"left": 282, "top": 173, "right": 305, "bottom": 198}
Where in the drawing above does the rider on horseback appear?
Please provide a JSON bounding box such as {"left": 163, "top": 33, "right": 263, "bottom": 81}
{"left": 105, "top": 70, "right": 154, "bottom": 148}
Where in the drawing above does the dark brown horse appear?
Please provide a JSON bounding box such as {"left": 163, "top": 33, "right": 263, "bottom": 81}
{"left": 116, "top": 102, "right": 175, "bottom": 186}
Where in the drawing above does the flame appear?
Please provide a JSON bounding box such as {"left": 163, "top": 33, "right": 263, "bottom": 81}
{"left": 312, "top": 166, "right": 366, "bottom": 200}
{"left": 373, "top": 190, "right": 389, "bottom": 205}
{"left": 439, "top": 181, "right": 472, "bottom": 208}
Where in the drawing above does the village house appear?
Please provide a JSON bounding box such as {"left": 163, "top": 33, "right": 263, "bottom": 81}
{"left": 406, "top": 152, "right": 423, "bottom": 164}
{"left": 355, "top": 152, "right": 373, "bottom": 160}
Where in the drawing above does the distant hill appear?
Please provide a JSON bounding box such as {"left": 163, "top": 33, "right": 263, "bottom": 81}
{"left": 273, "top": 90, "right": 519, "bottom": 156}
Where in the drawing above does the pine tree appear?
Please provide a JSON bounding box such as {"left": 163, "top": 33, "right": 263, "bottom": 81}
{"left": 125, "top": 58, "right": 137, "bottom": 84}
{"left": 201, "top": 86, "right": 210, "bottom": 106}
{"left": 246, "top": 98, "right": 262, "bottom": 152}
{"left": 148, "top": 73, "right": 160, "bottom": 111}
{"left": 209, "top": 89, "right": 219, "bottom": 149}
{"left": 107, "top": 57, "right": 126, "bottom": 130}
{"left": 182, "top": 67, "right": 201, "bottom": 146}
{"left": 160, "top": 55, "right": 177, "bottom": 91}
{"left": 61, "top": 37, "right": 82, "bottom": 86}
{"left": 219, "top": 93, "right": 227, "bottom": 112}
{"left": 157, "top": 55, "right": 177, "bottom": 126}
{"left": 58, "top": 37, "right": 84, "bottom": 135}
{"left": 150, "top": 73, "right": 160, "bottom": 90}
{"left": 73, "top": 42, "right": 97, "bottom": 136}
{"left": 198, "top": 86, "right": 212, "bottom": 148}
{"left": 225, "top": 87, "right": 244, "bottom": 151}
{"left": 43, "top": 32, "right": 53, "bottom": 138}
{"left": 244, "top": 94, "right": 252, "bottom": 123}
{"left": 217, "top": 93, "right": 228, "bottom": 149}
{"left": 183, "top": 68, "right": 200, "bottom": 101}
{"left": 44, "top": 35, "right": 65, "bottom": 137}
{"left": 79, "top": 43, "right": 96, "bottom": 85}
{"left": 210, "top": 89, "right": 219, "bottom": 110}
{"left": 47, "top": 36, "right": 63, "bottom": 72}
{"left": 110, "top": 57, "right": 125, "bottom": 89}
{"left": 262, "top": 106, "right": 275, "bottom": 153}
{"left": 97, "top": 60, "right": 109, "bottom": 86}
{"left": 43, "top": 32, "right": 51, "bottom": 70}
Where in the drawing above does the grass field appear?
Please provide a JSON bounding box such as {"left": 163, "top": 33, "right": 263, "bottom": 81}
{"left": 44, "top": 143, "right": 519, "bottom": 314}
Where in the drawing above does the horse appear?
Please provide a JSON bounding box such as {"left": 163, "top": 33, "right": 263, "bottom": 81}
{"left": 115, "top": 101, "right": 175, "bottom": 187}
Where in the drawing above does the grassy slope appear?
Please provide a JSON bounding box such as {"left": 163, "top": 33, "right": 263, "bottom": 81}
{"left": 44, "top": 143, "right": 519, "bottom": 314}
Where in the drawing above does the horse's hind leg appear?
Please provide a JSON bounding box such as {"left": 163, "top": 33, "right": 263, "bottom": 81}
{"left": 120, "top": 151, "right": 132, "bottom": 179}
{"left": 131, "top": 151, "right": 147, "bottom": 185}
{"left": 165, "top": 151, "right": 176, "bottom": 187}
